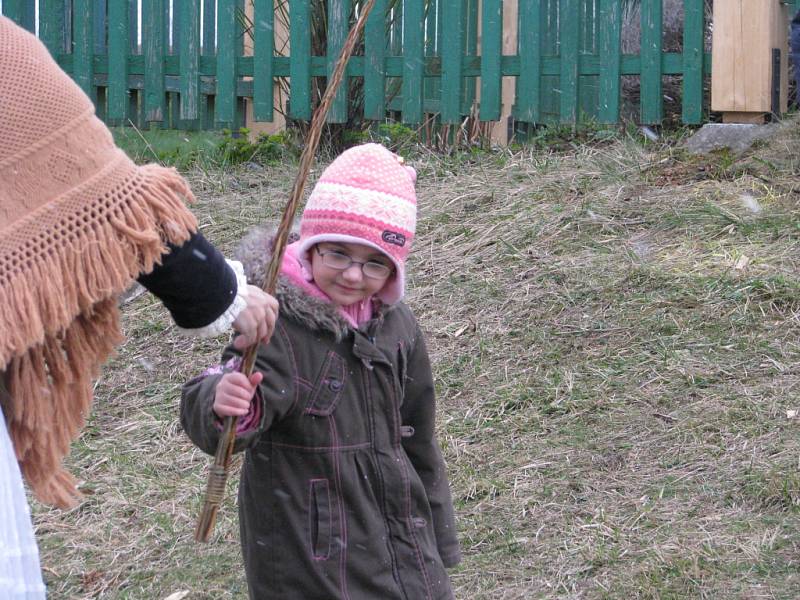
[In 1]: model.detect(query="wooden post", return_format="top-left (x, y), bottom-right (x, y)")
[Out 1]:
top-left (711, 0), bottom-right (790, 123)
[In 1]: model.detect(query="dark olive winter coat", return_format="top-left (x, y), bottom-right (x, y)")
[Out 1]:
top-left (180, 234), bottom-right (461, 600)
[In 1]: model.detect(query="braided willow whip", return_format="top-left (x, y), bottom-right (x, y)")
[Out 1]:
top-left (194, 0), bottom-right (379, 542)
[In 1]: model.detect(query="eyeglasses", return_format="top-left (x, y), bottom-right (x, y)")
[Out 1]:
top-left (316, 247), bottom-right (394, 280)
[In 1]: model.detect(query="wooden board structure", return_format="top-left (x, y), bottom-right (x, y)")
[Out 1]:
top-left (711, 0), bottom-right (790, 123)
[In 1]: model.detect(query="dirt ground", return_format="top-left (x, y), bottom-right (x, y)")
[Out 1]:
top-left (33, 121), bottom-right (800, 599)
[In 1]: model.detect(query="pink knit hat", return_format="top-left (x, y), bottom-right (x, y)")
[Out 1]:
top-left (296, 143), bottom-right (417, 304)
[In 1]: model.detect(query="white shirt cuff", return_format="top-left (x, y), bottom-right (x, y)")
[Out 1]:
top-left (177, 259), bottom-right (249, 338)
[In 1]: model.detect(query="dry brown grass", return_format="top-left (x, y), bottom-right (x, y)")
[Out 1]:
top-left (33, 120), bottom-right (800, 599)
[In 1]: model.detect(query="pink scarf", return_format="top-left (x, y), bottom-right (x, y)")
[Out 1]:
top-left (281, 242), bottom-right (375, 327)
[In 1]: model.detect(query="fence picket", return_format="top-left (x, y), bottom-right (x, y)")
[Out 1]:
top-left (73, 0), bottom-right (95, 102)
top-left (107, 0), bottom-right (130, 123)
top-left (402, 0), bottom-right (425, 123)
top-left (2, 0), bottom-right (35, 30)
top-left (203, 0), bottom-right (216, 55)
top-left (39, 0), bottom-right (65, 56)
top-left (578, 0), bottom-right (598, 118)
top-left (129, 0), bottom-right (142, 127)
top-left (327, 0), bottom-right (350, 123)
top-left (423, 0), bottom-right (439, 115)
top-left (143, 0), bottom-right (166, 124)
top-left (289, 0), bottom-right (312, 119)
top-left (94, 0), bottom-right (106, 53)
top-left (441, 0), bottom-right (464, 123)
top-left (1, 1), bottom-right (22, 25)
top-left (559, 0), bottom-right (579, 123)
top-left (516, 0), bottom-right (541, 123)
top-left (480, 0), bottom-right (502, 121)
top-left (598, 0), bottom-right (621, 123)
top-left (364, 0), bottom-right (387, 119)
top-left (640, 0), bottom-right (663, 124)
top-left (463, 0), bottom-right (479, 114)
top-left (682, 0), bottom-right (703, 124)
top-left (253, 0), bottom-right (275, 121)
top-left (179, 0), bottom-right (201, 120)
top-left (216, 0), bottom-right (237, 127)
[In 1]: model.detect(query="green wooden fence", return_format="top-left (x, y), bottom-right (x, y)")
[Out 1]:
top-left (4, 0), bottom-right (789, 130)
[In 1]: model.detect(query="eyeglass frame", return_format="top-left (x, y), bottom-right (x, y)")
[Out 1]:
top-left (315, 246), bottom-right (395, 280)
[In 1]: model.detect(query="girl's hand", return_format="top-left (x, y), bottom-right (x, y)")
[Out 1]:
top-left (232, 286), bottom-right (279, 350)
top-left (213, 371), bottom-right (264, 418)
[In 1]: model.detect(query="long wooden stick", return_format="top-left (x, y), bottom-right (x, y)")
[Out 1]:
top-left (194, 0), bottom-right (379, 543)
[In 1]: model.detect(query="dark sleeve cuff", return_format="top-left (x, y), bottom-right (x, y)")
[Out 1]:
top-left (137, 231), bottom-right (238, 328)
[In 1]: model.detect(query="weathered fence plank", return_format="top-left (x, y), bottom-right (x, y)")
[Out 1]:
top-left (578, 0), bottom-right (598, 119)
top-left (39, 0), bottom-right (65, 56)
top-left (640, 0), bottom-right (663, 124)
top-left (598, 0), bottom-right (621, 123)
top-left (143, 0), bottom-right (166, 124)
top-left (94, 0), bottom-right (106, 54)
top-left (682, 0), bottom-right (704, 124)
top-left (463, 0), bottom-right (479, 113)
top-left (327, 0), bottom-right (350, 122)
top-left (441, 0), bottom-right (464, 122)
top-left (73, 0), bottom-right (95, 102)
top-left (180, 0), bottom-right (201, 120)
top-left (4, 0), bottom-right (35, 30)
top-left (253, 0), bottom-right (275, 121)
top-left (1, 1), bottom-right (23, 26)
top-left (516, 0), bottom-right (541, 123)
top-left (480, 0), bottom-right (503, 121)
top-left (402, 0), bottom-right (425, 123)
top-left (423, 0), bottom-right (440, 115)
top-left (203, 0), bottom-right (216, 55)
top-left (215, 0), bottom-right (237, 127)
top-left (559, 0), bottom-right (579, 123)
top-left (364, 0), bottom-right (387, 119)
top-left (107, 0), bottom-right (130, 123)
top-left (289, 0), bottom-right (312, 119)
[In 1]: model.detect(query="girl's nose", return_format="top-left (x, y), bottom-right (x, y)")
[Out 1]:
top-left (341, 264), bottom-right (363, 282)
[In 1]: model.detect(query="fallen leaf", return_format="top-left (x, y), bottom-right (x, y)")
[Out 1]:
top-left (163, 592), bottom-right (190, 600)
top-left (787, 410), bottom-right (798, 420)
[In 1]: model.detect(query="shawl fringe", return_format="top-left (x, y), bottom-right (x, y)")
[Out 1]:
top-left (0, 165), bottom-right (197, 508)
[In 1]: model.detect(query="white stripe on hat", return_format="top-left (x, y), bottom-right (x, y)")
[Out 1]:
top-left (306, 182), bottom-right (417, 232)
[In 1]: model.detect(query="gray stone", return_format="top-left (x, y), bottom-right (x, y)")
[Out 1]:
top-left (683, 123), bottom-right (780, 155)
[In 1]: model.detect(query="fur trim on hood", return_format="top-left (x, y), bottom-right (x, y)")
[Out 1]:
top-left (236, 225), bottom-right (359, 341)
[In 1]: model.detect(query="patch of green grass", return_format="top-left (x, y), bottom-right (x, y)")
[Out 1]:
top-left (111, 126), bottom-right (297, 170)
top-left (111, 127), bottom-right (224, 169)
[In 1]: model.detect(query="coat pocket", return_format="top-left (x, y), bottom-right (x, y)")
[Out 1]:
top-left (308, 479), bottom-right (332, 560)
top-left (305, 351), bottom-right (346, 416)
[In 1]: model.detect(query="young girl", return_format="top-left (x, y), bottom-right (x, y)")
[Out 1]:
top-left (181, 143), bottom-right (461, 599)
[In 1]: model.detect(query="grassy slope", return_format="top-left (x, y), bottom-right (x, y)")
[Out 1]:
top-left (34, 123), bottom-right (800, 599)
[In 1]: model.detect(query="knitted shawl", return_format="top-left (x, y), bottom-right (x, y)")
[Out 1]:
top-left (0, 17), bottom-right (198, 508)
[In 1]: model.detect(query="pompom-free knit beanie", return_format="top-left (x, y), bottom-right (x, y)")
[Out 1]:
top-left (295, 143), bottom-right (417, 304)
top-left (0, 17), bottom-right (198, 508)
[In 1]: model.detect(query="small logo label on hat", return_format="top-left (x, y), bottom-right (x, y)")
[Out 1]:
top-left (382, 230), bottom-right (406, 247)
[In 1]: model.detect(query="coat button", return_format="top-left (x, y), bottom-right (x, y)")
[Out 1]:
top-left (329, 379), bottom-right (343, 392)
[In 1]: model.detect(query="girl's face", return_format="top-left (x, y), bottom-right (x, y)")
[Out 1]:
top-left (311, 242), bottom-right (394, 306)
